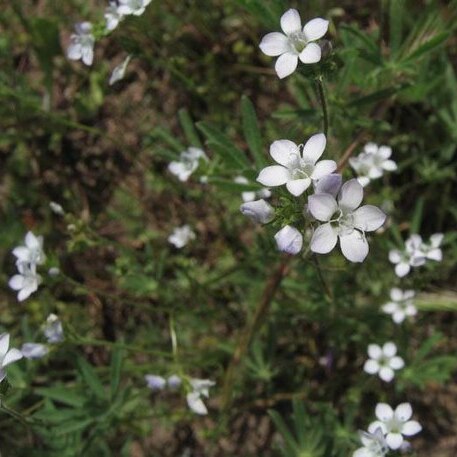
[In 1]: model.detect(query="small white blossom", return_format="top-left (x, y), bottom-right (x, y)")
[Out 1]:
top-left (0, 333), bottom-right (23, 382)
top-left (168, 147), bottom-right (208, 182)
top-left (259, 8), bottom-right (329, 78)
top-left (257, 134), bottom-right (336, 197)
top-left (369, 403), bottom-right (422, 450)
top-left (274, 225), bottom-right (303, 255)
top-left (186, 378), bottom-right (215, 415)
top-left (168, 225), bottom-right (196, 248)
top-left (420, 233), bottom-right (443, 262)
top-left (105, 1), bottom-right (124, 31)
top-left (43, 314), bottom-right (64, 343)
top-left (363, 342), bottom-right (404, 382)
top-left (50, 202), bottom-right (65, 216)
top-left (240, 199), bottom-right (274, 224)
top-left (145, 374), bottom-right (167, 390)
top-left (48, 267), bottom-right (60, 276)
top-left (308, 179), bottom-right (386, 262)
top-left (389, 235), bottom-right (426, 277)
top-left (117, 0), bottom-right (152, 16)
top-left (353, 427), bottom-right (388, 457)
top-left (234, 176), bottom-right (271, 202)
top-left (67, 22), bottom-right (95, 66)
top-left (349, 143), bottom-right (397, 187)
top-left (382, 288), bottom-right (417, 324)
top-left (21, 343), bottom-right (49, 360)
top-left (109, 55), bottom-right (131, 85)
top-left (167, 375), bottom-right (182, 389)
top-left (8, 263), bottom-right (41, 302)
top-left (12, 231), bottom-right (46, 267)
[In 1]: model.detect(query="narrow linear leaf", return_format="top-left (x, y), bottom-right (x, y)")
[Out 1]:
top-left (76, 356), bottom-right (106, 400)
top-left (110, 347), bottom-right (124, 399)
top-left (178, 108), bottom-right (203, 148)
top-left (402, 31), bottom-right (450, 63)
top-left (34, 387), bottom-right (85, 408)
top-left (241, 95), bottom-right (264, 167)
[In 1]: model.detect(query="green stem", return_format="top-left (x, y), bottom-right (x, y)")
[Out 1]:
top-left (316, 75), bottom-right (329, 136)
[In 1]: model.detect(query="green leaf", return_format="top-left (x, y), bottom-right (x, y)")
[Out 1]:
top-left (410, 197), bottom-right (424, 233)
top-left (110, 347), bottom-right (124, 399)
top-left (55, 418), bottom-right (93, 436)
top-left (76, 356), bottom-right (106, 400)
top-left (348, 84), bottom-right (409, 108)
top-left (34, 387), bottom-right (85, 408)
top-left (268, 410), bottom-right (300, 455)
top-left (152, 126), bottom-right (185, 153)
top-left (389, 0), bottom-right (405, 55)
top-left (402, 31), bottom-right (450, 63)
top-left (241, 95), bottom-right (264, 167)
top-left (178, 108), bottom-right (202, 148)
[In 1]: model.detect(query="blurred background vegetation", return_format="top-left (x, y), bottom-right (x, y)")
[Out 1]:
top-left (0, 0), bottom-right (457, 455)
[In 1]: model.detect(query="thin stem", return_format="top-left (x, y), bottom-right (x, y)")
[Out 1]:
top-left (169, 314), bottom-right (178, 361)
top-left (312, 254), bottom-right (333, 303)
top-left (316, 75), bottom-right (329, 136)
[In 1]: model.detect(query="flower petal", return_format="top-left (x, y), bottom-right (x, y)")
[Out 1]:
top-left (367, 344), bottom-right (382, 359)
top-left (314, 173), bottom-right (342, 197)
top-left (275, 52), bottom-right (299, 79)
top-left (392, 310), bottom-right (406, 324)
top-left (379, 366), bottom-right (394, 382)
top-left (382, 342), bottom-right (397, 357)
top-left (2, 348), bottom-right (23, 367)
top-left (339, 231), bottom-right (369, 263)
top-left (186, 392), bottom-right (208, 415)
top-left (395, 263), bottom-right (410, 277)
top-left (303, 18), bottom-right (329, 41)
top-left (375, 403), bottom-right (394, 421)
top-left (310, 223), bottom-right (338, 254)
top-left (363, 359), bottom-right (379, 374)
top-left (402, 420), bottom-right (422, 436)
top-left (390, 288), bottom-right (403, 301)
top-left (270, 139), bottom-right (300, 166)
top-left (386, 433), bottom-right (403, 450)
top-left (390, 356), bottom-right (405, 370)
top-left (286, 178), bottom-right (311, 196)
top-left (12, 247), bottom-right (30, 262)
top-left (259, 32), bottom-right (289, 56)
top-left (240, 199), bottom-right (274, 224)
top-left (368, 421), bottom-right (387, 434)
top-left (388, 250), bottom-right (401, 264)
top-left (274, 225), bottom-right (303, 255)
top-left (301, 133), bottom-right (327, 164)
top-left (299, 42), bottom-right (322, 63)
top-left (311, 160), bottom-right (336, 180)
top-left (353, 205), bottom-right (386, 232)
top-left (382, 159), bottom-right (397, 171)
top-left (8, 275), bottom-right (24, 291)
top-left (0, 334), bottom-right (10, 359)
top-left (257, 165), bottom-right (290, 186)
top-left (338, 179), bottom-right (363, 211)
top-left (395, 403), bottom-right (412, 422)
top-left (280, 9), bottom-right (301, 35)
top-left (308, 193), bottom-right (338, 221)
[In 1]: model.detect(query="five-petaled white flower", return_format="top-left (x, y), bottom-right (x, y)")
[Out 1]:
top-left (259, 8), bottom-right (329, 79)
top-left (389, 235), bottom-right (426, 277)
top-left (8, 263), bottom-right (42, 302)
top-left (105, 1), bottom-right (124, 31)
top-left (363, 342), bottom-right (404, 382)
top-left (240, 199), bottom-right (274, 224)
top-left (109, 55), bottom-right (132, 85)
top-left (349, 143), bottom-right (397, 187)
top-left (145, 374), bottom-right (167, 391)
top-left (168, 147), bottom-right (208, 182)
top-left (168, 225), bottom-right (196, 248)
top-left (382, 288), bottom-right (417, 324)
top-left (67, 22), bottom-right (95, 66)
top-left (419, 233), bottom-right (443, 262)
top-left (12, 231), bottom-right (46, 267)
top-left (308, 179), bottom-right (386, 262)
top-left (0, 333), bottom-right (23, 382)
top-left (234, 176), bottom-right (271, 202)
top-left (117, 0), bottom-right (152, 16)
top-left (368, 403), bottom-right (422, 450)
top-left (353, 427), bottom-right (388, 457)
top-left (21, 343), bottom-right (49, 360)
top-left (274, 225), bottom-right (303, 255)
top-left (186, 378), bottom-right (215, 415)
top-left (43, 314), bottom-right (64, 343)
top-left (257, 134), bottom-right (336, 197)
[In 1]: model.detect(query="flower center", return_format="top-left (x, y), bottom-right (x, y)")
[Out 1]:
top-left (288, 31), bottom-right (308, 53)
top-left (291, 160), bottom-right (314, 180)
top-left (330, 210), bottom-right (356, 236)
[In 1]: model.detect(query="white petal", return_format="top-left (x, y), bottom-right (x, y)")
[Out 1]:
top-left (257, 165), bottom-right (290, 186)
top-left (367, 344), bottom-right (382, 359)
top-left (0, 369), bottom-right (6, 383)
top-left (259, 32), bottom-right (289, 56)
top-left (388, 250), bottom-right (401, 264)
top-left (390, 356), bottom-right (405, 370)
top-left (302, 133), bottom-right (327, 164)
top-left (357, 176), bottom-right (371, 187)
top-left (382, 302), bottom-right (397, 313)
top-left (2, 348), bottom-right (23, 367)
top-left (395, 263), bottom-right (410, 278)
top-left (368, 421), bottom-right (387, 434)
top-left (430, 233), bottom-right (444, 247)
top-left (353, 205), bottom-right (386, 232)
top-left (392, 310), bottom-right (406, 324)
top-left (240, 199), bottom-right (274, 224)
top-left (286, 178), bottom-right (311, 196)
top-left (274, 225), bottom-right (303, 255)
top-left (375, 403), bottom-right (394, 421)
top-left (21, 343), bottom-right (49, 359)
top-left (314, 173), bottom-right (342, 197)
top-left (405, 305), bottom-right (417, 316)
top-left (299, 42), bottom-right (322, 63)
top-left (402, 420), bottom-right (422, 436)
top-left (363, 359), bottom-right (379, 374)
top-left (386, 433), bottom-right (403, 450)
top-left (8, 275), bottom-right (24, 291)
top-left (379, 366), bottom-right (394, 382)
top-left (311, 160), bottom-right (336, 180)
top-left (0, 334), bottom-right (10, 358)
top-left (382, 159), bottom-right (397, 171)
top-left (67, 43), bottom-right (82, 60)
top-left (378, 146), bottom-right (392, 159)
top-left (12, 247), bottom-right (30, 262)
top-left (275, 52), bottom-right (299, 79)
top-left (395, 403), bottom-right (412, 421)
top-left (390, 288), bottom-right (403, 301)
top-left (303, 18), bottom-right (329, 41)
top-left (382, 342), bottom-right (397, 357)
top-left (339, 231), bottom-right (369, 263)
top-left (25, 232), bottom-right (40, 249)
top-left (338, 179), bottom-right (363, 211)
top-left (427, 248), bottom-right (442, 261)
top-left (308, 194), bottom-right (338, 221)
top-left (310, 223), bottom-right (338, 254)
top-left (280, 9), bottom-right (301, 35)
top-left (353, 448), bottom-right (371, 457)
top-left (186, 392), bottom-right (208, 415)
top-left (270, 139), bottom-right (299, 166)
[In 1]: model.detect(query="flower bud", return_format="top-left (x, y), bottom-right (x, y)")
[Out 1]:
top-left (240, 199), bottom-right (274, 224)
top-left (274, 225), bottom-right (303, 255)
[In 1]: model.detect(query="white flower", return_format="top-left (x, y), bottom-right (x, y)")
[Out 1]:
top-left (67, 22), bottom-right (95, 66)
top-left (382, 288), bottom-right (417, 324)
top-left (349, 143), bottom-right (397, 187)
top-left (43, 314), bottom-right (64, 343)
top-left (167, 374), bottom-right (182, 389)
top-left (389, 235), bottom-right (426, 277)
top-left (8, 263), bottom-right (41, 301)
top-left (105, 1), bottom-right (124, 31)
top-left (145, 374), bottom-right (167, 390)
top-left (21, 343), bottom-right (49, 360)
top-left (353, 427), bottom-right (388, 457)
top-left (12, 231), bottom-right (46, 267)
top-left (0, 333), bottom-right (23, 382)
top-left (274, 225), bottom-right (303, 255)
top-left (186, 378), bottom-right (215, 415)
top-left (50, 202), bottom-right (65, 215)
top-left (168, 147), bottom-right (207, 182)
top-left (168, 225), bottom-right (196, 248)
top-left (257, 135), bottom-right (336, 197)
top-left (240, 199), bottom-right (274, 224)
top-left (259, 8), bottom-right (329, 78)
top-left (368, 403), bottom-right (422, 450)
top-left (109, 55), bottom-right (131, 85)
top-left (421, 233), bottom-right (443, 261)
top-left (234, 176), bottom-right (271, 202)
top-left (363, 342), bottom-right (404, 382)
top-left (308, 179), bottom-right (386, 262)
top-left (117, 0), bottom-right (152, 16)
